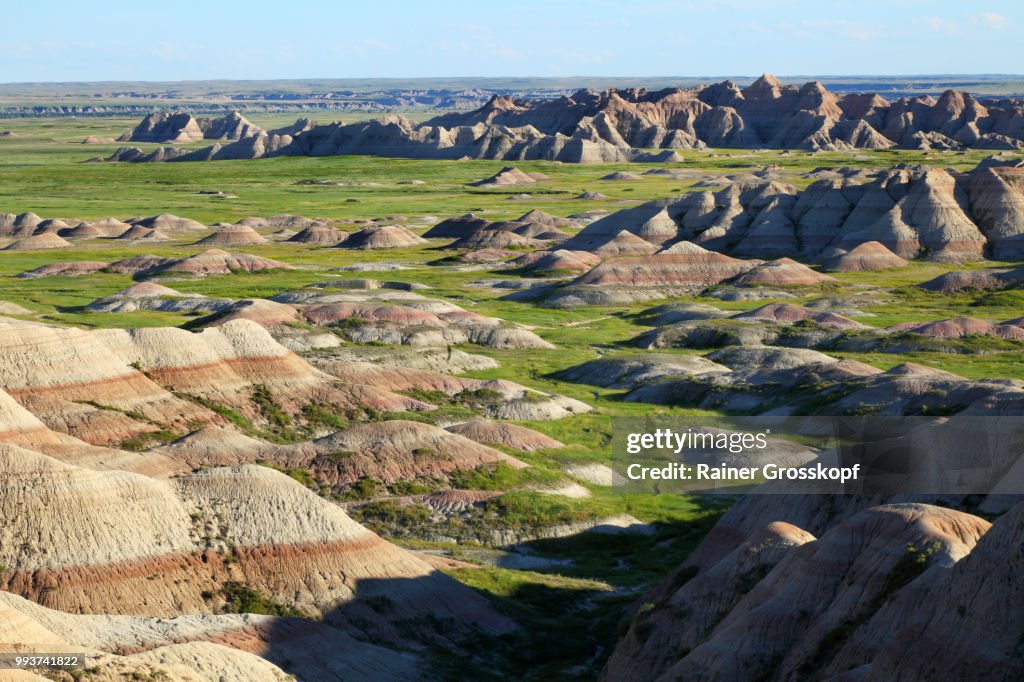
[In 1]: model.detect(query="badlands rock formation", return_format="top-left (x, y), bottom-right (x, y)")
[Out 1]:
top-left (887, 316), bottom-right (1024, 340)
top-left (556, 163), bottom-right (1011, 262)
top-left (821, 240), bottom-right (910, 271)
top-left (131, 213), bottom-right (207, 233)
top-left (287, 224), bottom-right (349, 245)
top-left (306, 420), bottom-right (527, 485)
top-left (0, 301), bottom-right (31, 315)
top-left (18, 260), bottom-right (109, 278)
top-left (87, 283), bottom-right (234, 315)
top-left (118, 111), bottom-right (262, 143)
top-left (472, 166), bottom-right (548, 187)
top-left (575, 250), bottom-right (755, 288)
top-left (517, 246), bottom-right (766, 307)
top-left (32, 218), bottom-right (71, 234)
top-left (0, 211), bottom-right (43, 236)
top-left (267, 285), bottom-right (555, 351)
top-left (0, 447), bottom-right (507, 635)
top-left (445, 420), bottom-right (564, 451)
top-left (0, 591), bottom-right (417, 681)
top-left (0, 317), bottom-right (426, 445)
top-left (423, 214), bottom-right (493, 238)
top-left (3, 233), bottom-right (70, 250)
top-left (118, 225), bottom-right (169, 240)
top-left (59, 222), bottom-right (106, 239)
top-left (0, 309), bottom-right (570, 675)
top-left (194, 224), bottom-right (269, 246)
top-left (107, 76), bottom-right (1024, 163)
top-left (447, 230), bottom-right (544, 250)
top-left (568, 338), bottom-right (1024, 415)
top-left (919, 265), bottom-right (1024, 292)
top-left (425, 210), bottom-right (575, 245)
top-left (339, 225), bottom-right (427, 249)
top-left (109, 249), bottom-right (292, 277)
top-left (630, 300), bottom-right (1024, 357)
top-left (510, 249), bottom-right (602, 274)
top-left (734, 302), bottom-right (866, 329)
top-left (555, 354), bottom-right (727, 389)
top-left (602, 502), bottom-right (1004, 682)
top-left (733, 257), bottom-right (837, 285)
top-left (310, 353), bottom-right (588, 421)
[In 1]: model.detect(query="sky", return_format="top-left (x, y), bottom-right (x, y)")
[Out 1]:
top-left (2, 0), bottom-right (1023, 82)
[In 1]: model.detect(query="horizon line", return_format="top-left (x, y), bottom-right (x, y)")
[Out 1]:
top-left (4, 73), bottom-right (1024, 87)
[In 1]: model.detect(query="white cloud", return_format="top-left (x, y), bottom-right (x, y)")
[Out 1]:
top-left (921, 16), bottom-right (958, 33)
top-left (922, 12), bottom-right (1008, 35)
top-left (973, 12), bottom-right (1007, 30)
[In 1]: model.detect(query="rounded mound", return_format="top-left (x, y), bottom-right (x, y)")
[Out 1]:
top-left (599, 171), bottom-right (643, 181)
top-left (735, 302), bottom-right (866, 329)
top-left (3, 233), bottom-right (71, 251)
top-left (821, 241), bottom-right (909, 272)
top-left (450, 229), bottom-right (542, 250)
top-left (133, 213), bottom-right (207, 233)
top-left (510, 249), bottom-right (602, 273)
top-left (446, 420), bottom-right (564, 451)
top-left (287, 224), bottom-right (348, 245)
top-left (60, 222), bottom-right (106, 239)
top-left (194, 224), bottom-right (268, 246)
top-left (339, 225), bottom-right (427, 249)
top-left (118, 225), bottom-right (169, 240)
top-left (733, 258), bottom-right (837, 286)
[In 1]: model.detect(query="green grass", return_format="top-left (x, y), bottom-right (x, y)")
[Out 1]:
top-left (439, 566), bottom-right (623, 680)
top-left (435, 495), bottom-right (723, 679)
top-left (449, 461), bottom-right (565, 491)
top-left (0, 115), bottom-right (1005, 222)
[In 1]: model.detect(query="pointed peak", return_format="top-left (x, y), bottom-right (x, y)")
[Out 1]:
top-left (799, 80), bottom-right (828, 94)
top-left (483, 94), bottom-right (519, 110)
top-left (743, 73), bottom-right (784, 98)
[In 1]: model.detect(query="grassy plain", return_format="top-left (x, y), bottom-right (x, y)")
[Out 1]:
top-left (0, 115), bottom-right (1000, 221)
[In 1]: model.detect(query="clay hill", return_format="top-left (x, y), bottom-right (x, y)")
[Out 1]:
top-left (425, 210), bottom-right (575, 246)
top-left (2, 233), bottom-right (70, 250)
top-left (0, 446), bottom-right (508, 677)
top-left (111, 249), bottom-right (292, 277)
top-left (264, 284), bottom-right (560, 354)
top-left (601, 498), bottom-right (1024, 682)
top-left (0, 589), bottom-right (421, 680)
top-left (19, 250), bottom-right (289, 281)
top-left (507, 243), bottom-right (836, 307)
top-left (0, 307), bottom-right (552, 676)
top-left (194, 224), bottom-right (268, 246)
top-left (287, 224), bottom-right (349, 245)
top-left (108, 76), bottom-right (1024, 163)
top-left (0, 316), bottom-right (432, 446)
top-left (339, 225), bottom-right (427, 249)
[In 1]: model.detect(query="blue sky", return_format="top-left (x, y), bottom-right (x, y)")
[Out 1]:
top-left (3, 0), bottom-right (1022, 82)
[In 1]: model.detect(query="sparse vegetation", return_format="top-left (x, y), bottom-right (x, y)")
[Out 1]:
top-left (216, 581), bottom-right (305, 617)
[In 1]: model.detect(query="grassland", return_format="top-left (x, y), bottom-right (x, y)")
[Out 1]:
top-left (0, 115), bottom-right (1001, 222)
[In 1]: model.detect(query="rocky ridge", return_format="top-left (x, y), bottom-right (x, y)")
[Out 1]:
top-left (106, 76), bottom-right (1024, 164)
